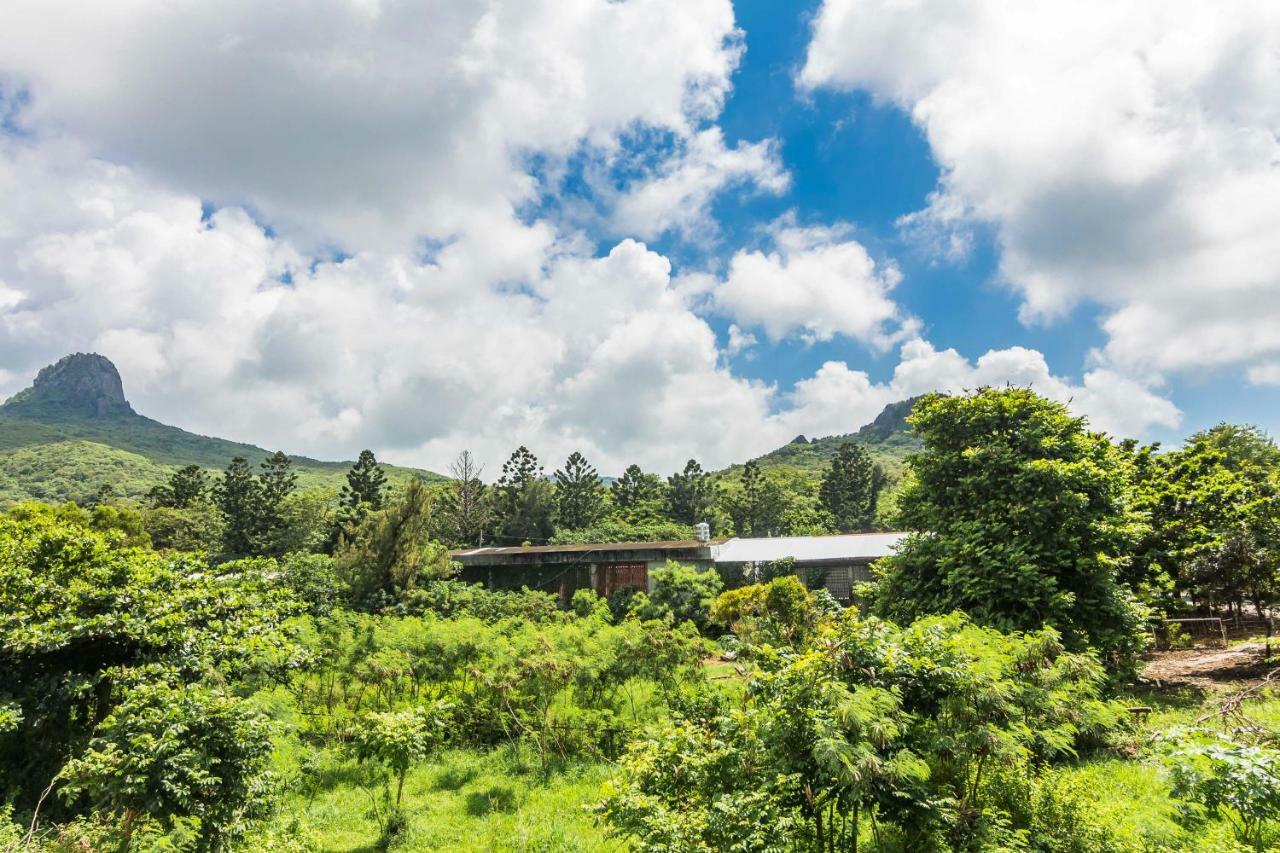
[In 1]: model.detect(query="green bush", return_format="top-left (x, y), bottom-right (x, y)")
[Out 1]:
top-left (629, 561), bottom-right (722, 633)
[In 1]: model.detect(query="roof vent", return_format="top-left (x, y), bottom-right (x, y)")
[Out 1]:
top-left (695, 522), bottom-right (711, 543)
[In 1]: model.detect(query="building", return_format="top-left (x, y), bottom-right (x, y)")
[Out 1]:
top-left (450, 531), bottom-right (906, 603)
top-left (712, 532), bottom-right (905, 601)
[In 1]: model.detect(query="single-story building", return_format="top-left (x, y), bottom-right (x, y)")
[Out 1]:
top-left (450, 531), bottom-right (906, 603)
top-left (712, 532), bottom-right (905, 601)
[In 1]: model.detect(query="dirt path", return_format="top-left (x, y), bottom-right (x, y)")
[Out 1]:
top-left (1141, 642), bottom-right (1273, 690)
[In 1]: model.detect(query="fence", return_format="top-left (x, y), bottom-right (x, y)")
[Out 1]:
top-left (1154, 617), bottom-right (1228, 650)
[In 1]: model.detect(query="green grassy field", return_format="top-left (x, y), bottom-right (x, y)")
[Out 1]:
top-left (241, 654), bottom-right (1280, 852)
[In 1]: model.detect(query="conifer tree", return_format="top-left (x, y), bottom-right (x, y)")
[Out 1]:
top-left (215, 456), bottom-right (263, 556)
top-left (554, 451), bottom-right (606, 530)
top-left (148, 464), bottom-right (208, 509)
top-left (340, 449), bottom-right (388, 514)
top-left (612, 464), bottom-right (664, 510)
top-left (667, 459), bottom-right (715, 525)
top-left (492, 446), bottom-right (556, 545)
top-left (819, 441), bottom-right (886, 532)
top-left (257, 451), bottom-right (298, 553)
top-left (329, 450), bottom-right (388, 549)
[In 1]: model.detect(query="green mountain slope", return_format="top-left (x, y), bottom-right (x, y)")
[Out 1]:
top-left (0, 353), bottom-right (444, 506)
top-left (715, 396), bottom-right (922, 484)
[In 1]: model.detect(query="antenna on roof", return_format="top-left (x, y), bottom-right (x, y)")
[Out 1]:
top-left (695, 522), bottom-right (710, 543)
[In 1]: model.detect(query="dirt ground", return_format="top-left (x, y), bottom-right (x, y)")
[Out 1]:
top-left (1140, 642), bottom-right (1276, 690)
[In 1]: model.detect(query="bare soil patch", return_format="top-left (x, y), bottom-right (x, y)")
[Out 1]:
top-left (1140, 642), bottom-right (1274, 690)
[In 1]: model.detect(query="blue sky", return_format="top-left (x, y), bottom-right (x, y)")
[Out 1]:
top-left (0, 0), bottom-right (1277, 472)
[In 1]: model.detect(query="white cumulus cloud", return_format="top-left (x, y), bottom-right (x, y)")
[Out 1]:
top-left (803, 0), bottom-right (1280, 380)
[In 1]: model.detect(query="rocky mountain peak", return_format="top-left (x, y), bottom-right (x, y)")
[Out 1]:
top-left (2, 353), bottom-right (136, 419)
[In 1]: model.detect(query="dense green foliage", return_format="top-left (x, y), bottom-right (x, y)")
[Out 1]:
top-left (873, 388), bottom-right (1148, 664)
top-left (5, 381), bottom-right (1280, 851)
top-left (603, 608), bottom-right (1127, 852)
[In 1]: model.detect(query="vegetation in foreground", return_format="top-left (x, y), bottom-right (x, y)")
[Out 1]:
top-left (3, 386), bottom-right (1280, 851)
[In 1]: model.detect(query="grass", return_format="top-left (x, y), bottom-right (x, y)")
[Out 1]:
top-left (257, 743), bottom-right (622, 852)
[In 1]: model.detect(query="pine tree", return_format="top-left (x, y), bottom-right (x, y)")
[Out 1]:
top-left (554, 451), bottom-right (606, 530)
top-left (819, 442), bottom-right (886, 532)
top-left (667, 459), bottom-right (715, 525)
top-left (725, 460), bottom-right (789, 537)
top-left (330, 450), bottom-right (388, 550)
top-left (612, 464), bottom-right (664, 509)
top-left (259, 452), bottom-right (297, 510)
top-left (493, 446), bottom-right (556, 545)
top-left (149, 465), bottom-right (208, 509)
top-left (257, 451), bottom-right (297, 554)
top-left (341, 450), bottom-right (388, 514)
top-left (215, 456), bottom-right (263, 556)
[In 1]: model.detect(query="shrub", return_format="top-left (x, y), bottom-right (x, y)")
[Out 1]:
top-left (625, 561), bottom-right (722, 633)
top-left (1161, 728), bottom-right (1280, 849)
top-left (709, 575), bottom-right (820, 647)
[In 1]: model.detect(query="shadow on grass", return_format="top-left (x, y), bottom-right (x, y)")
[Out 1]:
top-left (1118, 682), bottom-right (1208, 712)
top-left (464, 784), bottom-right (520, 816)
top-left (434, 763), bottom-right (480, 791)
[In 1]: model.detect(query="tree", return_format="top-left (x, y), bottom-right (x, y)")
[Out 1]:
top-left (722, 460), bottom-right (790, 537)
top-left (341, 449), bottom-right (388, 516)
top-left (0, 512), bottom-right (294, 820)
top-left (57, 676), bottom-right (275, 850)
top-left (257, 451), bottom-right (297, 553)
top-left (612, 464), bottom-right (665, 516)
top-left (214, 457), bottom-right (263, 557)
top-left (555, 451), bottom-right (606, 530)
top-left (148, 464), bottom-right (208, 509)
top-left (1139, 424), bottom-right (1280, 616)
top-left (492, 446), bottom-right (556, 545)
top-left (667, 459), bottom-right (716, 526)
top-left (631, 561), bottom-right (723, 634)
top-left (335, 480), bottom-right (454, 608)
top-left (350, 703), bottom-right (451, 808)
top-left (871, 388), bottom-right (1147, 664)
top-left (818, 441), bottom-right (886, 532)
top-left (438, 450), bottom-right (491, 547)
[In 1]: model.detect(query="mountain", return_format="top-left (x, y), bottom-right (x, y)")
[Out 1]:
top-left (716, 396), bottom-right (923, 483)
top-left (0, 353), bottom-right (444, 506)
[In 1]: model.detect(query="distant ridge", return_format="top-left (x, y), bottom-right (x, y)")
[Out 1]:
top-left (716, 395), bottom-right (924, 481)
top-left (0, 353), bottom-right (444, 505)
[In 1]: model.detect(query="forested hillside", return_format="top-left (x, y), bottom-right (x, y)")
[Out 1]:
top-left (0, 354), bottom-right (444, 505)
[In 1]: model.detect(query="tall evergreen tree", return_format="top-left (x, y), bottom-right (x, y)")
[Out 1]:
top-left (148, 464), bottom-right (208, 509)
top-left (329, 450), bottom-right (388, 550)
top-left (257, 451), bottom-right (298, 554)
top-left (724, 460), bottom-right (789, 537)
top-left (819, 442), bottom-right (887, 532)
top-left (667, 459), bottom-right (715, 525)
top-left (492, 446), bottom-right (556, 545)
top-left (214, 456), bottom-right (263, 556)
top-left (340, 449), bottom-right (388, 514)
top-left (336, 479), bottom-right (451, 608)
top-left (554, 451), bottom-right (606, 530)
top-left (612, 464), bottom-right (664, 510)
top-left (259, 451), bottom-right (297, 510)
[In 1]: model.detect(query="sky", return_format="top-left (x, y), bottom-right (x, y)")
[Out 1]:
top-left (0, 0), bottom-right (1277, 476)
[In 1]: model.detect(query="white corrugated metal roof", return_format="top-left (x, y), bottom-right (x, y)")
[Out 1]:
top-left (711, 532), bottom-right (906, 564)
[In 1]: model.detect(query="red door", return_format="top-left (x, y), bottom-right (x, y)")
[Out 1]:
top-left (596, 561), bottom-right (648, 597)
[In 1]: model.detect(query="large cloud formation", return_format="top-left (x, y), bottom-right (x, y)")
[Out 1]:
top-left (0, 1), bottom-right (1183, 475)
top-left (803, 0), bottom-right (1280, 382)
